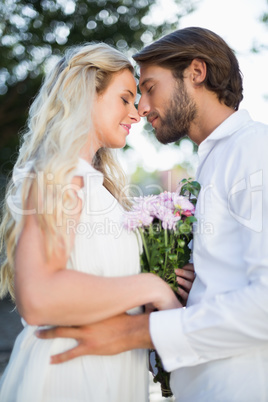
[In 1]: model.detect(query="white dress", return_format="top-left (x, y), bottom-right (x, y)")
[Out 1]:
top-left (0, 158), bottom-right (149, 402)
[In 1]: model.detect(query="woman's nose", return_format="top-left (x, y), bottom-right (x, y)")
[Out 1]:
top-left (129, 106), bottom-right (141, 123)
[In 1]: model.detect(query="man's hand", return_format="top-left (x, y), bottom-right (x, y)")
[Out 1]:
top-left (175, 263), bottom-right (195, 305)
top-left (36, 313), bottom-right (153, 364)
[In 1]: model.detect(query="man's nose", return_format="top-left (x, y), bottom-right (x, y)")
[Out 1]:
top-left (138, 97), bottom-right (150, 117)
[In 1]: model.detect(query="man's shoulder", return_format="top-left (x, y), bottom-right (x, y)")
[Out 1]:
top-left (219, 119), bottom-right (268, 176)
top-left (228, 118), bottom-right (268, 148)
top-left (212, 117), bottom-right (268, 169)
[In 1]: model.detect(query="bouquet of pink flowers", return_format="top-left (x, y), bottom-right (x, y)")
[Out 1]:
top-left (124, 178), bottom-right (200, 397)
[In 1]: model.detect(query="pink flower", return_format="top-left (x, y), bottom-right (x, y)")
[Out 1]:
top-left (173, 195), bottom-right (195, 214)
top-left (182, 210), bottom-right (194, 217)
top-left (124, 188), bottom-right (196, 231)
top-left (124, 210), bottom-right (153, 231)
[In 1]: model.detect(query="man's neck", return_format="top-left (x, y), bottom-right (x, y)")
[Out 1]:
top-left (189, 97), bottom-right (235, 146)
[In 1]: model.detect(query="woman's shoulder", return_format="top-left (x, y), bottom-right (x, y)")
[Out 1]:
top-left (73, 158), bottom-right (104, 200)
top-left (74, 158), bottom-right (103, 184)
top-left (6, 161), bottom-right (35, 223)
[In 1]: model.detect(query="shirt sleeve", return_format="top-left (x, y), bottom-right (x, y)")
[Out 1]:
top-left (150, 124), bottom-right (268, 372)
top-left (151, 274), bottom-right (268, 372)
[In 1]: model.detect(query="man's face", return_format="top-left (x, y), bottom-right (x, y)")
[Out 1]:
top-left (138, 65), bottom-right (197, 144)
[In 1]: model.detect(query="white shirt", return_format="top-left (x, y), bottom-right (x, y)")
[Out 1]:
top-left (150, 110), bottom-right (268, 401)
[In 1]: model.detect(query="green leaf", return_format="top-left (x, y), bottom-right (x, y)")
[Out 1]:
top-left (177, 239), bottom-right (185, 248)
top-left (185, 216), bottom-right (197, 224)
top-left (168, 254), bottom-right (177, 261)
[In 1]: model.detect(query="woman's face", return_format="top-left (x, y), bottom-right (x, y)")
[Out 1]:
top-left (92, 69), bottom-right (140, 150)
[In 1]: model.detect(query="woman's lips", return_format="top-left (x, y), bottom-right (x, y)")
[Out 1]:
top-left (120, 124), bottom-right (131, 134)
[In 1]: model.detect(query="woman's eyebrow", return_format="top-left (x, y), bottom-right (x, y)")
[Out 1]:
top-left (123, 89), bottom-right (135, 98)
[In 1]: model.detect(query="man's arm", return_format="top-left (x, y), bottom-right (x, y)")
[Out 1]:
top-left (36, 313), bottom-right (154, 364)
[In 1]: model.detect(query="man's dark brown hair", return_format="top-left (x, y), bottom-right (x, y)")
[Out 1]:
top-left (133, 27), bottom-right (243, 110)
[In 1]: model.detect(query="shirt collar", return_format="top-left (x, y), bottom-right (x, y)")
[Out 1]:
top-left (197, 109), bottom-right (252, 166)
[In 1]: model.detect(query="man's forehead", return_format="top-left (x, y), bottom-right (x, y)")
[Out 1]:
top-left (139, 65), bottom-right (173, 87)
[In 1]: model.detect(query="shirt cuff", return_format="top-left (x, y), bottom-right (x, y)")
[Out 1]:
top-left (149, 308), bottom-right (200, 372)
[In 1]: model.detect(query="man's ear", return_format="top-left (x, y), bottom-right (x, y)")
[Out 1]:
top-left (189, 58), bottom-right (207, 85)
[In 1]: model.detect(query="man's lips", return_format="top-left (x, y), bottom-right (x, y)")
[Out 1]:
top-left (120, 124), bottom-right (131, 134)
top-left (148, 116), bottom-right (158, 128)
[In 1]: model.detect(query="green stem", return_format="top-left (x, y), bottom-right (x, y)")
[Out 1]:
top-left (139, 228), bottom-right (151, 269)
top-left (163, 229), bottom-right (168, 277)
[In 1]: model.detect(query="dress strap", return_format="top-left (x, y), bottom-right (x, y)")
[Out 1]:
top-left (7, 161), bottom-right (34, 223)
top-left (74, 158), bottom-right (104, 193)
top-left (7, 159), bottom-right (104, 222)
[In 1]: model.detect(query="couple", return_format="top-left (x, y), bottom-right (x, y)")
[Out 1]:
top-left (1, 26), bottom-right (268, 402)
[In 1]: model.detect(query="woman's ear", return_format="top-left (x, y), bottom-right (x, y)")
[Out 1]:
top-left (189, 58), bottom-right (207, 85)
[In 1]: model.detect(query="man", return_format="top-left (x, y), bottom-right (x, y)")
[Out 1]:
top-left (38, 27), bottom-right (268, 401)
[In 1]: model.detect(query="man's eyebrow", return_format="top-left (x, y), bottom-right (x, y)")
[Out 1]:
top-left (139, 78), bottom-right (153, 88)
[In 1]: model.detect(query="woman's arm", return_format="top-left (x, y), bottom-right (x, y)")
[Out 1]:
top-left (15, 177), bottom-right (181, 327)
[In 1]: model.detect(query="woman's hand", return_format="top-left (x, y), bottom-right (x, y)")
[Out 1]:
top-left (175, 263), bottom-right (195, 306)
top-left (147, 275), bottom-right (183, 312)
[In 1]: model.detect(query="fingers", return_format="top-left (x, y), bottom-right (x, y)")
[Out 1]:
top-left (176, 287), bottom-right (188, 304)
top-left (176, 275), bottom-right (193, 292)
top-left (176, 263), bottom-right (195, 274)
top-left (175, 264), bottom-right (195, 305)
top-left (50, 344), bottom-right (86, 364)
top-left (35, 326), bottom-right (80, 340)
top-left (182, 263), bottom-right (195, 272)
top-left (35, 326), bottom-right (88, 364)
top-left (175, 264), bottom-right (195, 282)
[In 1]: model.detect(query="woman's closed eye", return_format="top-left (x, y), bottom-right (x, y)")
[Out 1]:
top-left (121, 97), bottom-right (129, 105)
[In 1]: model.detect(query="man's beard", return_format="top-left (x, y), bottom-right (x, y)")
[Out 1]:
top-left (154, 81), bottom-right (197, 145)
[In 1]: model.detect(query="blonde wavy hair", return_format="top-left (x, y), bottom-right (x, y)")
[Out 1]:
top-left (0, 42), bottom-right (134, 301)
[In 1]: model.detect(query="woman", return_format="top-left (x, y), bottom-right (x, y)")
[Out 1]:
top-left (0, 43), bottom-right (182, 401)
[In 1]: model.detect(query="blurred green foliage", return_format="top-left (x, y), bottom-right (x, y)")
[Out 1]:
top-left (0, 0), bottom-right (196, 175)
